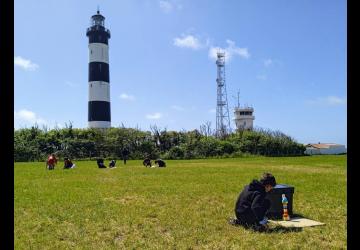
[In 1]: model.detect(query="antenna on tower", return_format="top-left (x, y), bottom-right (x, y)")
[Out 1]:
top-left (232, 90), bottom-right (240, 109)
top-left (97, 5), bottom-right (100, 14)
top-left (235, 90), bottom-right (240, 108)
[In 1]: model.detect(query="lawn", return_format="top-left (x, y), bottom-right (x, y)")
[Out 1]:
top-left (14, 155), bottom-right (347, 249)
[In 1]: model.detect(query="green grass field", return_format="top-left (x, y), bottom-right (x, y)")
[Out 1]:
top-left (15, 155), bottom-right (347, 249)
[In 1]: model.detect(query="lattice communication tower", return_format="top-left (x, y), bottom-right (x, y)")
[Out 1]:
top-left (215, 52), bottom-right (231, 138)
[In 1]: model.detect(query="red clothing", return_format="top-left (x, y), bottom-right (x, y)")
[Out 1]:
top-left (47, 155), bottom-right (57, 165)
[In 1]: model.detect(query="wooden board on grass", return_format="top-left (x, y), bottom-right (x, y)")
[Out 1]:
top-left (268, 217), bottom-right (325, 228)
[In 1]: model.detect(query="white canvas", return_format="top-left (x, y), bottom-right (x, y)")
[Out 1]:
top-left (268, 217), bottom-right (325, 228)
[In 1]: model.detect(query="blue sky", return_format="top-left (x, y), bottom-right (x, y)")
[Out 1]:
top-left (14, 0), bottom-right (347, 145)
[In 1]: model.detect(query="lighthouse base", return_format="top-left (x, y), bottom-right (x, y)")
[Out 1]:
top-left (88, 121), bottom-right (111, 128)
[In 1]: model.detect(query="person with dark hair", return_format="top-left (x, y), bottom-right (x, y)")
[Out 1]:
top-left (155, 159), bottom-right (166, 167)
top-left (109, 160), bottom-right (116, 168)
top-left (143, 158), bottom-right (152, 167)
top-left (97, 158), bottom-right (106, 168)
top-left (63, 157), bottom-right (75, 169)
top-left (231, 173), bottom-right (277, 231)
top-left (46, 153), bottom-right (58, 170)
top-left (122, 147), bottom-right (129, 165)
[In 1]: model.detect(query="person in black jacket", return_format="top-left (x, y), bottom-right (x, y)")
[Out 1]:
top-left (232, 172), bottom-right (276, 231)
top-left (97, 158), bottom-right (106, 168)
top-left (109, 160), bottom-right (116, 168)
top-left (122, 148), bottom-right (129, 165)
top-left (143, 158), bottom-right (152, 167)
top-left (155, 159), bottom-right (166, 167)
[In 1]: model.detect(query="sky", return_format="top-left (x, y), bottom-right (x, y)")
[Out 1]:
top-left (14, 0), bottom-right (347, 145)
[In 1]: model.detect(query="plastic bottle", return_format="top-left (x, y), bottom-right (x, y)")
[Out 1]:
top-left (282, 194), bottom-right (290, 221)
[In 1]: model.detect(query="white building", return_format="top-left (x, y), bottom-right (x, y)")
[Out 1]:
top-left (233, 106), bottom-right (255, 130)
top-left (305, 143), bottom-right (347, 155)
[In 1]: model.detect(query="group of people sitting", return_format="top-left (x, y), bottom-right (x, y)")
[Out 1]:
top-left (46, 154), bottom-right (75, 170)
top-left (46, 153), bottom-right (166, 170)
top-left (97, 158), bottom-right (116, 168)
top-left (142, 158), bottom-right (166, 168)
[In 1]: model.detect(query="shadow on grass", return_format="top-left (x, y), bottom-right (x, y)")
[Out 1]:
top-left (228, 217), bottom-right (303, 234)
top-left (264, 225), bottom-right (302, 233)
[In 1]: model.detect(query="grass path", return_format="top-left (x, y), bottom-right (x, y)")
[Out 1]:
top-left (15, 155), bottom-right (346, 249)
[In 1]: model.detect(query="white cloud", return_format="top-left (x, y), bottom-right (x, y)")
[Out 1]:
top-left (208, 40), bottom-right (250, 62)
top-left (322, 96), bottom-right (347, 105)
top-left (306, 96), bottom-right (347, 106)
top-left (146, 112), bottom-right (163, 120)
top-left (174, 35), bottom-right (202, 50)
top-left (14, 109), bottom-right (47, 126)
top-left (263, 58), bottom-right (282, 67)
top-left (208, 108), bottom-right (216, 113)
top-left (119, 93), bottom-right (135, 101)
top-left (264, 59), bottom-right (273, 67)
top-left (159, 0), bottom-right (173, 13)
top-left (256, 75), bottom-right (267, 80)
top-left (65, 81), bottom-right (77, 87)
top-left (171, 105), bottom-right (184, 111)
top-left (14, 56), bottom-right (39, 71)
top-left (159, 0), bottom-right (182, 13)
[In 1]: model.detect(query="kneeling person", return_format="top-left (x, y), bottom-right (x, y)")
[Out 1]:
top-left (143, 158), bottom-right (152, 167)
top-left (233, 172), bottom-right (276, 231)
top-left (97, 158), bottom-right (106, 168)
top-left (109, 160), bottom-right (116, 168)
top-left (155, 159), bottom-right (166, 167)
top-left (63, 157), bottom-right (75, 169)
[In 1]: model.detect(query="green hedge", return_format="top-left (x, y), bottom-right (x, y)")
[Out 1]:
top-left (14, 125), bottom-right (305, 162)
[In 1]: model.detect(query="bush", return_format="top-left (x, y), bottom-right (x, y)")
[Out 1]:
top-left (14, 125), bottom-right (305, 161)
top-left (164, 146), bottom-right (185, 159)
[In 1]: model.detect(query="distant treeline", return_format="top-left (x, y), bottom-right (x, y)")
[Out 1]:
top-left (14, 123), bottom-right (306, 162)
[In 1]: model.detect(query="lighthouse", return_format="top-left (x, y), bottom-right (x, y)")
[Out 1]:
top-left (86, 10), bottom-right (111, 128)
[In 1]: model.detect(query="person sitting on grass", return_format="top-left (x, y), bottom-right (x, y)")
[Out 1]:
top-left (230, 172), bottom-right (276, 232)
top-left (109, 160), bottom-right (116, 168)
top-left (46, 153), bottom-right (58, 170)
top-left (97, 158), bottom-right (106, 168)
top-left (143, 158), bottom-right (152, 167)
top-left (63, 157), bottom-right (75, 169)
top-left (155, 159), bottom-right (166, 167)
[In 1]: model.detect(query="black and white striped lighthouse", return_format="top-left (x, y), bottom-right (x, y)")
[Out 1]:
top-left (86, 10), bottom-right (111, 128)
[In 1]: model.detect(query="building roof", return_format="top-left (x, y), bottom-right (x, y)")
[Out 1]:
top-left (306, 143), bottom-right (343, 149)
